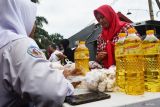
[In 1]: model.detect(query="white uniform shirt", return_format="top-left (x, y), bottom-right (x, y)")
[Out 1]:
top-left (0, 0), bottom-right (74, 106)
top-left (49, 50), bottom-right (63, 62)
top-left (0, 37), bottom-right (74, 107)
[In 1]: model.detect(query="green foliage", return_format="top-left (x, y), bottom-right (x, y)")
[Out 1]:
top-left (31, 0), bottom-right (39, 3)
top-left (34, 16), bottom-right (64, 58)
top-left (34, 16), bottom-right (50, 48)
top-left (50, 33), bottom-right (64, 45)
top-left (36, 16), bottom-right (48, 28)
top-left (35, 16), bottom-right (64, 48)
top-left (31, 0), bottom-right (64, 58)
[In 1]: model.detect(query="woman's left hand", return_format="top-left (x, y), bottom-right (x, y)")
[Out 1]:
top-left (96, 51), bottom-right (107, 62)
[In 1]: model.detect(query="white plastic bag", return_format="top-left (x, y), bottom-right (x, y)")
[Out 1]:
top-left (85, 67), bottom-right (116, 92)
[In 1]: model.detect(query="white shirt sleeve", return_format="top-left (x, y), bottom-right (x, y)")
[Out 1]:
top-left (49, 53), bottom-right (54, 62)
top-left (2, 37), bottom-right (74, 107)
top-left (49, 50), bottom-right (61, 62)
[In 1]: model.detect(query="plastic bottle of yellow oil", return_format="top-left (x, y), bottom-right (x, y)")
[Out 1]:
top-left (115, 33), bottom-right (127, 92)
top-left (142, 30), bottom-right (160, 92)
top-left (74, 41), bottom-right (89, 75)
top-left (124, 28), bottom-right (144, 95)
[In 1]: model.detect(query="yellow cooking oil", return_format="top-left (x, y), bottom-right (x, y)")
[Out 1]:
top-left (124, 28), bottom-right (144, 95)
top-left (142, 30), bottom-right (160, 92)
top-left (74, 41), bottom-right (89, 76)
top-left (115, 33), bottom-right (126, 92)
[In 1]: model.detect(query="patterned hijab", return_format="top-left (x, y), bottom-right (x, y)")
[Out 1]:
top-left (0, 0), bottom-right (37, 48)
top-left (94, 5), bottom-right (127, 68)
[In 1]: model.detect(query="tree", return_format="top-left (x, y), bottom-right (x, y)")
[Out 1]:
top-left (36, 16), bottom-right (48, 28)
top-left (50, 33), bottom-right (64, 45)
top-left (31, 0), bottom-right (39, 3)
top-left (31, 0), bottom-right (64, 58)
top-left (35, 16), bottom-right (64, 48)
top-left (34, 16), bottom-right (64, 58)
top-left (34, 16), bottom-right (50, 49)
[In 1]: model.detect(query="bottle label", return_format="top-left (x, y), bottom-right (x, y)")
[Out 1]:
top-left (142, 43), bottom-right (159, 55)
top-left (157, 43), bottom-right (160, 54)
top-left (115, 45), bottom-right (124, 57)
top-left (124, 43), bottom-right (141, 55)
top-left (75, 59), bottom-right (89, 75)
top-left (74, 51), bottom-right (89, 59)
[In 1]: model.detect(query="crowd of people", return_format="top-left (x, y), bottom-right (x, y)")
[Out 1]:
top-left (0, 0), bottom-right (139, 107)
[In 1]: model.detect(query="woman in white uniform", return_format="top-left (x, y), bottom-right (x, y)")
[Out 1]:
top-left (0, 0), bottom-right (74, 107)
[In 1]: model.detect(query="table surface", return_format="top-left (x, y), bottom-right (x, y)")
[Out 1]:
top-left (63, 89), bottom-right (160, 107)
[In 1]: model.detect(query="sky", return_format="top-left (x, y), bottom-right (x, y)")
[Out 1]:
top-left (37, 0), bottom-right (160, 38)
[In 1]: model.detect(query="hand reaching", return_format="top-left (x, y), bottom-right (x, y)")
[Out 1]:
top-left (96, 51), bottom-right (107, 62)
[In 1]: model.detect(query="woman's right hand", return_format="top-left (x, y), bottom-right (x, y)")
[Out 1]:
top-left (63, 68), bottom-right (83, 78)
top-left (56, 53), bottom-right (67, 60)
top-left (96, 52), bottom-right (107, 62)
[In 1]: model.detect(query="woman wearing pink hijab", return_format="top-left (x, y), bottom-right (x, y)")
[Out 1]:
top-left (94, 4), bottom-right (137, 68)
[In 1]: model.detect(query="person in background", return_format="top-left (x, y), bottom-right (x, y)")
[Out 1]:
top-left (94, 4), bottom-right (139, 68)
top-left (72, 40), bottom-right (79, 51)
top-left (0, 0), bottom-right (74, 107)
top-left (61, 39), bottom-right (74, 63)
top-left (46, 44), bottom-right (53, 59)
top-left (49, 43), bottom-right (66, 63)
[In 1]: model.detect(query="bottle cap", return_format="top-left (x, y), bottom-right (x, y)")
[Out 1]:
top-left (79, 41), bottom-right (85, 44)
top-left (118, 33), bottom-right (126, 38)
top-left (146, 30), bottom-right (154, 35)
top-left (128, 28), bottom-right (137, 34)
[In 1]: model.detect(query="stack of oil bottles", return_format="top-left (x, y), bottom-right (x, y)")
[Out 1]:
top-left (115, 28), bottom-right (160, 95)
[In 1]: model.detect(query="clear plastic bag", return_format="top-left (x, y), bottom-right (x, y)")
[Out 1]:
top-left (85, 67), bottom-right (116, 92)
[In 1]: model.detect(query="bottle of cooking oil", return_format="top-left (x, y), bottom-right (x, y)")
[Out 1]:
top-left (142, 30), bottom-right (160, 92)
top-left (115, 33), bottom-right (126, 92)
top-left (124, 28), bottom-right (144, 95)
top-left (74, 41), bottom-right (89, 75)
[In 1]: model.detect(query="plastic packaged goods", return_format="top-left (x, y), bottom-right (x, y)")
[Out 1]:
top-left (115, 33), bottom-right (126, 92)
top-left (74, 41), bottom-right (89, 76)
top-left (86, 66), bottom-right (116, 92)
top-left (124, 28), bottom-right (144, 95)
top-left (142, 30), bottom-right (160, 92)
